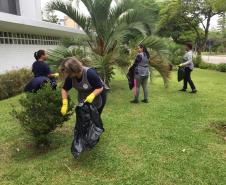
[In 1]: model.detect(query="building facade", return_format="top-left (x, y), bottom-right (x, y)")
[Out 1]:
top-left (0, 0), bottom-right (83, 73)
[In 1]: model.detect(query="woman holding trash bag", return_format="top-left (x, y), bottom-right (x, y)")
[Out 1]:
top-left (130, 44), bottom-right (150, 104)
top-left (60, 57), bottom-right (107, 129)
top-left (178, 43), bottom-right (197, 93)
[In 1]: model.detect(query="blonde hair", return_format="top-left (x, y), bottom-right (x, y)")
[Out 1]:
top-left (60, 57), bottom-right (83, 75)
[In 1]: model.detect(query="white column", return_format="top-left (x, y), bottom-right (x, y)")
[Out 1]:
top-left (19, 0), bottom-right (41, 20)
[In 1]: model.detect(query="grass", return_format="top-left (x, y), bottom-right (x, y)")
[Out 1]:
top-left (1, 69), bottom-right (226, 185)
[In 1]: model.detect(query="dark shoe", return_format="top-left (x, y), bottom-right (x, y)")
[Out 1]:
top-left (141, 99), bottom-right (149, 103)
top-left (190, 89), bottom-right (197, 93)
top-left (179, 89), bottom-right (186, 92)
top-left (130, 99), bottom-right (139, 104)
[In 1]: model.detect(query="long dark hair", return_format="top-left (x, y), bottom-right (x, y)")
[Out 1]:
top-left (139, 44), bottom-right (150, 59)
top-left (34, 50), bottom-right (45, 60)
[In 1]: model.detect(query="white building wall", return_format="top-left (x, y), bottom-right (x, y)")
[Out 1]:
top-left (0, 44), bottom-right (57, 73)
top-left (19, 0), bottom-right (41, 20)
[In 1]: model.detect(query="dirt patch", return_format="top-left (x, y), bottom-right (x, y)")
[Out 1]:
top-left (210, 121), bottom-right (226, 139)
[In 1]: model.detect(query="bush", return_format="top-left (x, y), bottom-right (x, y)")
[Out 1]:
top-left (199, 62), bottom-right (217, 70)
top-left (12, 83), bottom-right (74, 147)
top-left (0, 68), bottom-right (33, 100)
top-left (167, 42), bottom-right (184, 65)
top-left (217, 63), bottom-right (226, 72)
top-left (193, 55), bottom-right (203, 68)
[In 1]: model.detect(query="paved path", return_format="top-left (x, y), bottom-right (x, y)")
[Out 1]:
top-left (202, 55), bottom-right (226, 64)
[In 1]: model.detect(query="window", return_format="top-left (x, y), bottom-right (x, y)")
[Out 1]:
top-left (0, 31), bottom-right (60, 45)
top-left (0, 0), bottom-right (20, 15)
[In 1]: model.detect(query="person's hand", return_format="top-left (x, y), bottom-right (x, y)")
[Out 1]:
top-left (178, 64), bottom-right (183, 67)
top-left (52, 73), bottom-right (60, 78)
top-left (61, 99), bottom-right (68, 116)
top-left (85, 93), bottom-right (96, 103)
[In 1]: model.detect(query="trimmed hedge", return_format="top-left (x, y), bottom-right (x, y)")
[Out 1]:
top-left (0, 68), bottom-right (33, 100)
top-left (192, 55), bottom-right (226, 73)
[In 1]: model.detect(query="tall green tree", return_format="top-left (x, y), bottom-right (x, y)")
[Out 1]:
top-left (158, 0), bottom-right (226, 55)
top-left (218, 13), bottom-right (226, 37)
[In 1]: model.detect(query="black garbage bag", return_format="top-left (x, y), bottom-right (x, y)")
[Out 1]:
top-left (127, 65), bottom-right (135, 90)
top-left (178, 67), bottom-right (185, 82)
top-left (71, 103), bottom-right (104, 158)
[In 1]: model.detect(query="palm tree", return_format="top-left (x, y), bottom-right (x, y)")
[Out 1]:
top-left (48, 0), bottom-right (171, 85)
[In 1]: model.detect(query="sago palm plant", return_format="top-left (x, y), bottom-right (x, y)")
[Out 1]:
top-left (47, 0), bottom-right (153, 85)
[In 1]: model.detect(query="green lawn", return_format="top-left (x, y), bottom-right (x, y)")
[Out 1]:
top-left (1, 69), bottom-right (226, 185)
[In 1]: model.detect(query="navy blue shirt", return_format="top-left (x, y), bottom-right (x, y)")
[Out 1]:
top-left (63, 68), bottom-right (103, 91)
top-left (32, 61), bottom-right (51, 77)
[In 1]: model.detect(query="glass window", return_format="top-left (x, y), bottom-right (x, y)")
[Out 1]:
top-left (4, 38), bottom-right (9, 44)
top-left (0, 38), bottom-right (4, 44)
top-left (9, 38), bottom-right (13, 44)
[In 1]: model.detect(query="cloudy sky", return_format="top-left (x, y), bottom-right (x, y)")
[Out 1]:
top-left (41, 0), bottom-right (219, 30)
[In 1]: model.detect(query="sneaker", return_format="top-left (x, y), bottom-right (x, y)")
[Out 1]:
top-left (141, 99), bottom-right (149, 103)
top-left (179, 89), bottom-right (186, 92)
top-left (130, 99), bottom-right (139, 104)
top-left (190, 89), bottom-right (197, 93)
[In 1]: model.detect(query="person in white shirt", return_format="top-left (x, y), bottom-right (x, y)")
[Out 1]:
top-left (178, 43), bottom-right (197, 93)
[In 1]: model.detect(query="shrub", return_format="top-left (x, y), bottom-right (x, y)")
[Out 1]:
top-left (12, 83), bottom-right (74, 147)
top-left (0, 68), bottom-right (33, 100)
top-left (199, 62), bottom-right (217, 70)
top-left (193, 55), bottom-right (203, 67)
top-left (167, 42), bottom-right (184, 65)
top-left (217, 63), bottom-right (226, 72)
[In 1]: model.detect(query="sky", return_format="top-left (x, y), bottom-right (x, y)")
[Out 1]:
top-left (41, 0), bottom-right (219, 30)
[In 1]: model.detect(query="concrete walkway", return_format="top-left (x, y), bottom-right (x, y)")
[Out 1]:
top-left (202, 55), bottom-right (226, 64)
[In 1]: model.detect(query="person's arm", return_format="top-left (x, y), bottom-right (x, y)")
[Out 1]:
top-left (181, 52), bottom-right (192, 66)
top-left (134, 54), bottom-right (142, 67)
top-left (92, 87), bottom-right (103, 96)
top-left (61, 78), bottom-right (72, 116)
top-left (85, 69), bottom-right (104, 103)
top-left (42, 63), bottom-right (59, 78)
top-left (61, 88), bottom-right (69, 99)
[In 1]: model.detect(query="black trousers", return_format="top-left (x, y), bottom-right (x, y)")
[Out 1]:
top-left (183, 67), bottom-right (196, 90)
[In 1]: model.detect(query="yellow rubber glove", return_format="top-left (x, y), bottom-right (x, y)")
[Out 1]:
top-left (178, 64), bottom-right (183, 67)
top-left (85, 93), bottom-right (96, 103)
top-left (52, 73), bottom-right (59, 78)
top-left (61, 99), bottom-right (68, 116)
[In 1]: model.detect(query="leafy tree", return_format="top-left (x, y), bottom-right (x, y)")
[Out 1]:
top-left (217, 13), bottom-right (226, 37)
top-left (42, 10), bottom-right (59, 24)
top-left (158, 0), bottom-right (226, 55)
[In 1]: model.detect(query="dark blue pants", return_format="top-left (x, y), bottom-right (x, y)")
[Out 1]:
top-left (183, 67), bottom-right (196, 90)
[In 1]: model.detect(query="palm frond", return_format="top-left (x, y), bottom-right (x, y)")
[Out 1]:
top-left (47, 0), bottom-right (91, 35)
